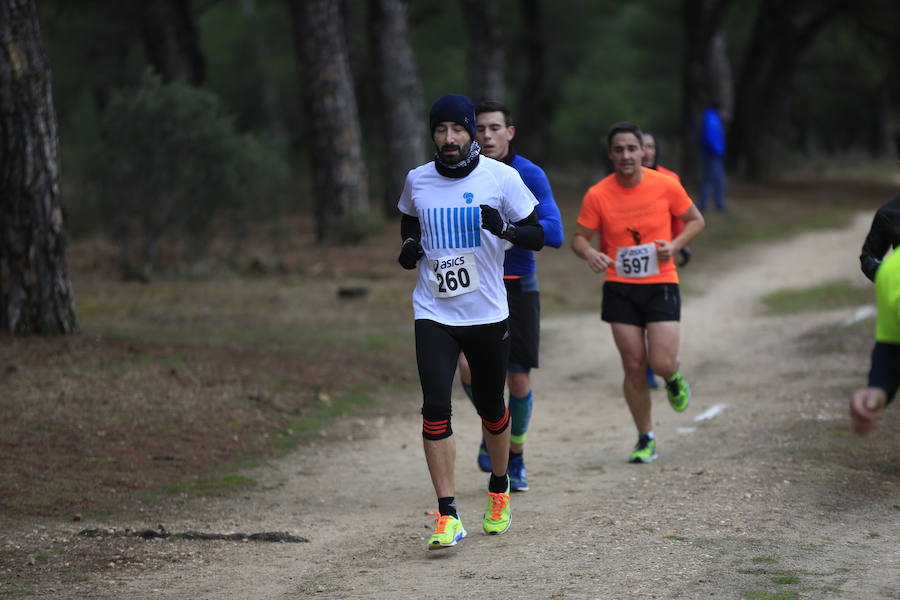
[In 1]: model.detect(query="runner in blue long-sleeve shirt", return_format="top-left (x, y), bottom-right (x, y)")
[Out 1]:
top-left (458, 100), bottom-right (564, 491)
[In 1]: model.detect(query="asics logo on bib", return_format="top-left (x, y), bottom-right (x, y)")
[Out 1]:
top-left (418, 206), bottom-right (483, 251)
top-left (434, 256), bottom-right (467, 269)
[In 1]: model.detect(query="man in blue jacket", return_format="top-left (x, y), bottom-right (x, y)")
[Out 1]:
top-left (458, 100), bottom-right (564, 491)
top-left (699, 102), bottom-right (727, 212)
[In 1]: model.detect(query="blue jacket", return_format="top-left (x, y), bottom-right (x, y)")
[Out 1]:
top-left (701, 108), bottom-right (726, 158)
top-left (505, 154), bottom-right (564, 277)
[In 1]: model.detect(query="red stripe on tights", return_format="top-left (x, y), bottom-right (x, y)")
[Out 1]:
top-left (482, 408), bottom-right (509, 433)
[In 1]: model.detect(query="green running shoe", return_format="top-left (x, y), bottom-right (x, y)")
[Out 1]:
top-left (665, 371), bottom-right (691, 412)
top-left (482, 485), bottom-right (511, 535)
top-left (628, 434), bottom-right (657, 463)
top-left (427, 514), bottom-right (467, 550)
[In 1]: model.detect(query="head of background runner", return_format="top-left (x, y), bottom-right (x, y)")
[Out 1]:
top-left (641, 132), bottom-right (660, 169)
top-left (607, 122), bottom-right (645, 186)
top-left (475, 100), bottom-right (515, 161)
top-left (430, 93), bottom-right (478, 167)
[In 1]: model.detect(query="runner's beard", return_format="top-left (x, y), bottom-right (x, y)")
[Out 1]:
top-left (439, 141), bottom-right (472, 165)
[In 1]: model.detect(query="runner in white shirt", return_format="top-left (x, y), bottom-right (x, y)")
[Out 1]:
top-left (397, 94), bottom-right (543, 550)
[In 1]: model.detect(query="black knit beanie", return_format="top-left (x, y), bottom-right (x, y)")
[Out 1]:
top-left (429, 94), bottom-right (476, 140)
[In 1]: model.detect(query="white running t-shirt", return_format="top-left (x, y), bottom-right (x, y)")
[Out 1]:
top-left (397, 157), bottom-right (538, 326)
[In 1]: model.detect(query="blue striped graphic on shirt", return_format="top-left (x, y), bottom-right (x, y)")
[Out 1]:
top-left (420, 206), bottom-right (481, 250)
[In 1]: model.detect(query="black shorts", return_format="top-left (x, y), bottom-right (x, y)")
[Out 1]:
top-left (505, 278), bottom-right (540, 371)
top-left (601, 281), bottom-right (681, 326)
top-left (414, 318), bottom-right (510, 427)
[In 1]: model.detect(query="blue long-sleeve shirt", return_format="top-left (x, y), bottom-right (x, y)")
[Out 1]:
top-left (504, 154), bottom-right (564, 278)
top-left (701, 108), bottom-right (726, 158)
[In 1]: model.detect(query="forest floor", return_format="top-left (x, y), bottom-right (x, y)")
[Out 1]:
top-left (1, 175), bottom-right (898, 599)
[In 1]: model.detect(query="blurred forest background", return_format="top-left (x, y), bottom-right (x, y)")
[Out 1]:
top-left (2, 0), bottom-right (900, 330)
top-left (35, 0), bottom-right (900, 246)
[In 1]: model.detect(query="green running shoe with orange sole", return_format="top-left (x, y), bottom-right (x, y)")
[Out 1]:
top-left (427, 514), bottom-right (467, 550)
top-left (482, 485), bottom-right (511, 535)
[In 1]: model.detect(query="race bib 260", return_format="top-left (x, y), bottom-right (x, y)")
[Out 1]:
top-left (428, 252), bottom-right (481, 298)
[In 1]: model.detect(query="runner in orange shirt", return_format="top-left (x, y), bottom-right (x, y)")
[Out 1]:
top-left (641, 132), bottom-right (692, 389)
top-left (571, 122), bottom-right (705, 462)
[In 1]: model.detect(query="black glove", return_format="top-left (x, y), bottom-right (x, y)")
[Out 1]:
top-left (480, 204), bottom-right (511, 239)
top-left (398, 238), bottom-right (424, 270)
top-left (678, 246), bottom-right (692, 268)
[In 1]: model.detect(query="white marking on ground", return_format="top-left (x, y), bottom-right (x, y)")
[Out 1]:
top-left (693, 403), bottom-right (728, 422)
top-left (677, 427), bottom-right (696, 434)
top-left (842, 304), bottom-right (876, 326)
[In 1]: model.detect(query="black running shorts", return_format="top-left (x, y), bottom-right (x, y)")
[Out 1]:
top-left (601, 281), bottom-right (681, 326)
top-left (505, 278), bottom-right (540, 371)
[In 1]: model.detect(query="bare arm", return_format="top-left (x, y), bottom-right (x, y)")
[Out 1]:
top-left (656, 204), bottom-right (706, 263)
top-left (571, 224), bottom-right (613, 274)
top-left (674, 204), bottom-right (705, 250)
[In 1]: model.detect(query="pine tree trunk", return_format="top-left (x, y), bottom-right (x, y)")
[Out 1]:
top-left (728, 0), bottom-right (849, 177)
top-left (369, 0), bottom-right (426, 217)
top-left (680, 0), bottom-right (730, 189)
top-left (707, 31), bottom-right (733, 121)
top-left (461, 0), bottom-right (505, 102)
top-left (290, 0), bottom-right (371, 242)
top-left (140, 0), bottom-right (206, 85)
top-left (0, 0), bottom-right (78, 334)
top-left (514, 0), bottom-right (548, 164)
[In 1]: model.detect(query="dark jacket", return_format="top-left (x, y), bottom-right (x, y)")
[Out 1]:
top-left (860, 196), bottom-right (900, 282)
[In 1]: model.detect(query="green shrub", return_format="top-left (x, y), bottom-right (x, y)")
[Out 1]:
top-left (89, 72), bottom-right (289, 280)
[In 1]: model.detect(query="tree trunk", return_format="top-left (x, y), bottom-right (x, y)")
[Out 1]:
top-left (0, 0), bottom-right (78, 334)
top-left (514, 0), bottom-right (548, 164)
top-left (869, 80), bottom-right (892, 157)
top-left (290, 0), bottom-right (371, 243)
top-left (241, 0), bottom-right (289, 139)
top-left (460, 0), bottom-right (505, 102)
top-left (140, 0), bottom-right (206, 85)
top-left (707, 31), bottom-right (733, 120)
top-left (368, 0), bottom-right (427, 217)
top-left (728, 0), bottom-right (850, 177)
top-left (680, 0), bottom-right (730, 190)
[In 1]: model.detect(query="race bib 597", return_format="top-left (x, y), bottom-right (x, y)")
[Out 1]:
top-left (615, 243), bottom-right (660, 278)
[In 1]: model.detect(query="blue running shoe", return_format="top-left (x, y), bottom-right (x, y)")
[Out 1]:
top-left (508, 455), bottom-right (529, 492)
top-left (646, 366), bottom-right (659, 389)
top-left (477, 439), bottom-right (491, 473)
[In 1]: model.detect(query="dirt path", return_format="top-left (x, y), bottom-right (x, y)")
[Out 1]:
top-left (18, 213), bottom-right (900, 599)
